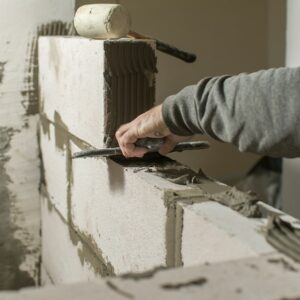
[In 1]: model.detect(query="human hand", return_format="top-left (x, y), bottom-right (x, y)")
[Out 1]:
top-left (115, 104), bottom-right (191, 158)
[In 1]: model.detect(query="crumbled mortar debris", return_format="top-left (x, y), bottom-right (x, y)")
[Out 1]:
top-left (121, 266), bottom-right (167, 281)
top-left (149, 163), bottom-right (262, 218)
top-left (161, 277), bottom-right (207, 290)
top-left (212, 187), bottom-right (262, 218)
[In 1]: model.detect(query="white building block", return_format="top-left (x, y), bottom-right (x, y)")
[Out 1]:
top-left (180, 201), bottom-right (275, 266)
top-left (41, 195), bottom-right (102, 285)
top-left (39, 37), bottom-right (156, 148)
top-left (70, 141), bottom-right (194, 275)
top-left (70, 139), bottom-right (273, 275)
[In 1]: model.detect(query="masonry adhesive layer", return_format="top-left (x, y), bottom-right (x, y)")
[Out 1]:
top-left (103, 40), bottom-right (157, 147)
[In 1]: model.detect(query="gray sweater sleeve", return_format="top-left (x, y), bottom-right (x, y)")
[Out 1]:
top-left (162, 67), bottom-right (300, 158)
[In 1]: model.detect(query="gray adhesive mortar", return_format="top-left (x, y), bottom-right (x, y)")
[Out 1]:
top-left (162, 189), bottom-right (208, 268)
top-left (103, 40), bottom-right (157, 147)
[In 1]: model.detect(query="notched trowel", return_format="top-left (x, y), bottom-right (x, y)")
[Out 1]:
top-left (72, 138), bottom-right (210, 159)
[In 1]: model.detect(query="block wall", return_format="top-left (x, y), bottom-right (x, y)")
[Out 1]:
top-left (39, 37), bottom-right (275, 284)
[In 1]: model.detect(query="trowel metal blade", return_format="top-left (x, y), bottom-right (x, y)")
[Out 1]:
top-left (72, 141), bottom-right (210, 159)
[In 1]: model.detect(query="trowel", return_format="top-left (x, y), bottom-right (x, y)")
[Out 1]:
top-left (72, 138), bottom-right (209, 159)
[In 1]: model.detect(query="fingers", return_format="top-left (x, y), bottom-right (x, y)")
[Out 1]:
top-left (116, 125), bottom-right (147, 158)
top-left (115, 105), bottom-right (171, 158)
top-left (122, 143), bottom-right (148, 158)
top-left (115, 123), bottom-right (135, 142)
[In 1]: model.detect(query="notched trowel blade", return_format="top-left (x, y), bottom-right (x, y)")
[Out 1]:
top-left (72, 140), bottom-right (210, 159)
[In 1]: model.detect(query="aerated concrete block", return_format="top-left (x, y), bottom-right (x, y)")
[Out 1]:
top-left (69, 141), bottom-right (200, 275)
top-left (39, 36), bottom-right (157, 148)
top-left (179, 201), bottom-right (275, 266)
top-left (69, 139), bottom-right (274, 274)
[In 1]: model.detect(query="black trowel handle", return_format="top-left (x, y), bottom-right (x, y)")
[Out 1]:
top-left (156, 40), bottom-right (197, 63)
top-left (128, 31), bottom-right (197, 63)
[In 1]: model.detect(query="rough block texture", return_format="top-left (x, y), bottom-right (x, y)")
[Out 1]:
top-left (180, 201), bottom-right (274, 266)
top-left (41, 195), bottom-right (101, 284)
top-left (39, 37), bottom-right (156, 148)
top-left (70, 141), bottom-right (195, 274)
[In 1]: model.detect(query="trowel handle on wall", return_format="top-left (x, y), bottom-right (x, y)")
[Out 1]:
top-left (128, 31), bottom-right (197, 63)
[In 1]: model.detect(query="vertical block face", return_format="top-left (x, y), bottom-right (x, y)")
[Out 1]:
top-left (39, 37), bottom-right (156, 148)
top-left (70, 142), bottom-right (177, 274)
top-left (180, 201), bottom-right (274, 266)
top-left (41, 196), bottom-right (101, 285)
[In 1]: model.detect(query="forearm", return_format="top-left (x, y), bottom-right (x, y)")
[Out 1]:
top-left (162, 67), bottom-right (300, 158)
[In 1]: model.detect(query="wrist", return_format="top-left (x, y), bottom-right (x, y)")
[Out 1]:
top-left (157, 104), bottom-right (171, 136)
